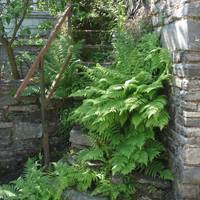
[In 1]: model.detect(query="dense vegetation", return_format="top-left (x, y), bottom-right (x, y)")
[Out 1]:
top-left (0, 1), bottom-right (172, 200)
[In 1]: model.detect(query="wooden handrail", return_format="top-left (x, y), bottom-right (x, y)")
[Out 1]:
top-left (15, 4), bottom-right (72, 99)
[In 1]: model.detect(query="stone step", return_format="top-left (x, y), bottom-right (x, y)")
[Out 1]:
top-left (63, 189), bottom-right (108, 200)
top-left (84, 44), bottom-right (112, 50)
top-left (80, 44), bottom-right (113, 62)
top-left (80, 61), bottom-right (112, 67)
top-left (72, 29), bottom-right (112, 45)
top-left (73, 16), bottom-right (113, 30)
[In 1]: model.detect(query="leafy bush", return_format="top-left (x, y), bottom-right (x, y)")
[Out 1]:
top-left (67, 31), bottom-right (172, 198)
top-left (23, 34), bottom-right (89, 98)
top-left (0, 158), bottom-right (135, 200)
top-left (72, 0), bottom-right (125, 30)
top-left (0, 31), bottom-right (172, 200)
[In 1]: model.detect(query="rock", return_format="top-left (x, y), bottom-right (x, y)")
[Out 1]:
top-left (138, 197), bottom-right (152, 200)
top-left (134, 174), bottom-right (171, 190)
top-left (69, 126), bottom-right (92, 149)
top-left (62, 189), bottom-right (108, 200)
top-left (110, 174), bottom-right (123, 184)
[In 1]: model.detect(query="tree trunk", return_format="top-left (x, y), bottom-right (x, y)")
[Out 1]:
top-left (4, 42), bottom-right (20, 79)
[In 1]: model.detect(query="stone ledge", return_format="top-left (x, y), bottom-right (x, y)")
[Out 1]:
top-left (0, 122), bottom-right (14, 129)
top-left (7, 105), bottom-right (40, 112)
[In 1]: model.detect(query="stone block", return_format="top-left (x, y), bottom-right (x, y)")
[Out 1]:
top-left (187, 20), bottom-right (200, 50)
top-left (161, 19), bottom-right (200, 51)
top-left (0, 122), bottom-right (14, 129)
top-left (179, 115), bottom-right (200, 127)
top-left (171, 2), bottom-right (200, 19)
top-left (175, 123), bottom-right (200, 137)
top-left (15, 122), bottom-right (42, 140)
top-left (180, 90), bottom-right (200, 101)
top-left (169, 128), bottom-right (200, 147)
top-left (180, 166), bottom-right (200, 184)
top-left (182, 111), bottom-right (200, 118)
top-left (0, 96), bottom-right (17, 108)
top-left (63, 189), bottom-right (108, 200)
top-left (161, 19), bottom-right (188, 51)
top-left (19, 96), bottom-right (37, 104)
top-left (182, 79), bottom-right (200, 91)
top-left (173, 63), bottom-right (200, 78)
top-left (171, 50), bottom-right (200, 64)
top-left (182, 147), bottom-right (200, 165)
top-left (180, 101), bottom-right (198, 111)
top-left (69, 126), bottom-right (91, 149)
top-left (0, 128), bottom-right (12, 147)
top-left (7, 105), bottom-right (39, 112)
top-left (182, 50), bottom-right (200, 63)
top-left (175, 183), bottom-right (200, 199)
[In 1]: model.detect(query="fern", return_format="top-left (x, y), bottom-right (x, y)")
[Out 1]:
top-left (22, 34), bottom-right (89, 98)
top-left (68, 31), bottom-right (172, 200)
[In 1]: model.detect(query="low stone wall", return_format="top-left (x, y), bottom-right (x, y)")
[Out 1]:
top-left (0, 80), bottom-right (66, 183)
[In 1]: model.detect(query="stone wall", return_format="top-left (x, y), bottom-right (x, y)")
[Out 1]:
top-left (0, 80), bottom-right (66, 183)
top-left (150, 0), bottom-right (200, 199)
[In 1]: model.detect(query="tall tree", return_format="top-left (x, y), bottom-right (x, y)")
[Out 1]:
top-left (0, 0), bottom-right (31, 79)
top-left (0, 0), bottom-right (67, 80)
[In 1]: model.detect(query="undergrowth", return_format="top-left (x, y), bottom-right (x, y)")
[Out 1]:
top-left (22, 33), bottom-right (89, 98)
top-left (0, 2), bottom-right (173, 200)
top-left (67, 31), bottom-right (173, 199)
top-left (0, 30), bottom-right (173, 200)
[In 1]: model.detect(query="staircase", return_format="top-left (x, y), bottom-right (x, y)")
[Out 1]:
top-left (71, 3), bottom-right (114, 68)
top-left (69, 2), bottom-right (114, 150)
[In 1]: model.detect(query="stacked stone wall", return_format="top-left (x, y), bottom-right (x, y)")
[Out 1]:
top-left (150, 0), bottom-right (200, 199)
top-left (0, 80), bottom-right (65, 183)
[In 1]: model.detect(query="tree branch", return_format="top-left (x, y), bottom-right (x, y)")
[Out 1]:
top-left (0, 36), bottom-right (8, 46)
top-left (10, 0), bottom-right (30, 44)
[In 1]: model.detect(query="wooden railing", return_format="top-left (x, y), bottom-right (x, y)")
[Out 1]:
top-left (15, 4), bottom-right (72, 99)
top-left (14, 4), bottom-right (73, 168)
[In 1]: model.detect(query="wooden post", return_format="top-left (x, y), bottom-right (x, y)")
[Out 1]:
top-left (67, 2), bottom-right (72, 37)
top-left (39, 59), bottom-right (50, 168)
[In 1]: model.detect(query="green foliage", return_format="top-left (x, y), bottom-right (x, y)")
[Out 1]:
top-left (0, 159), bottom-right (51, 200)
top-left (1, 31), bottom-right (172, 200)
top-left (0, 159), bottom-right (99, 200)
top-left (72, 0), bottom-right (125, 30)
top-left (0, 157), bottom-right (136, 200)
top-left (67, 31), bottom-right (172, 199)
top-left (23, 34), bottom-right (89, 98)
